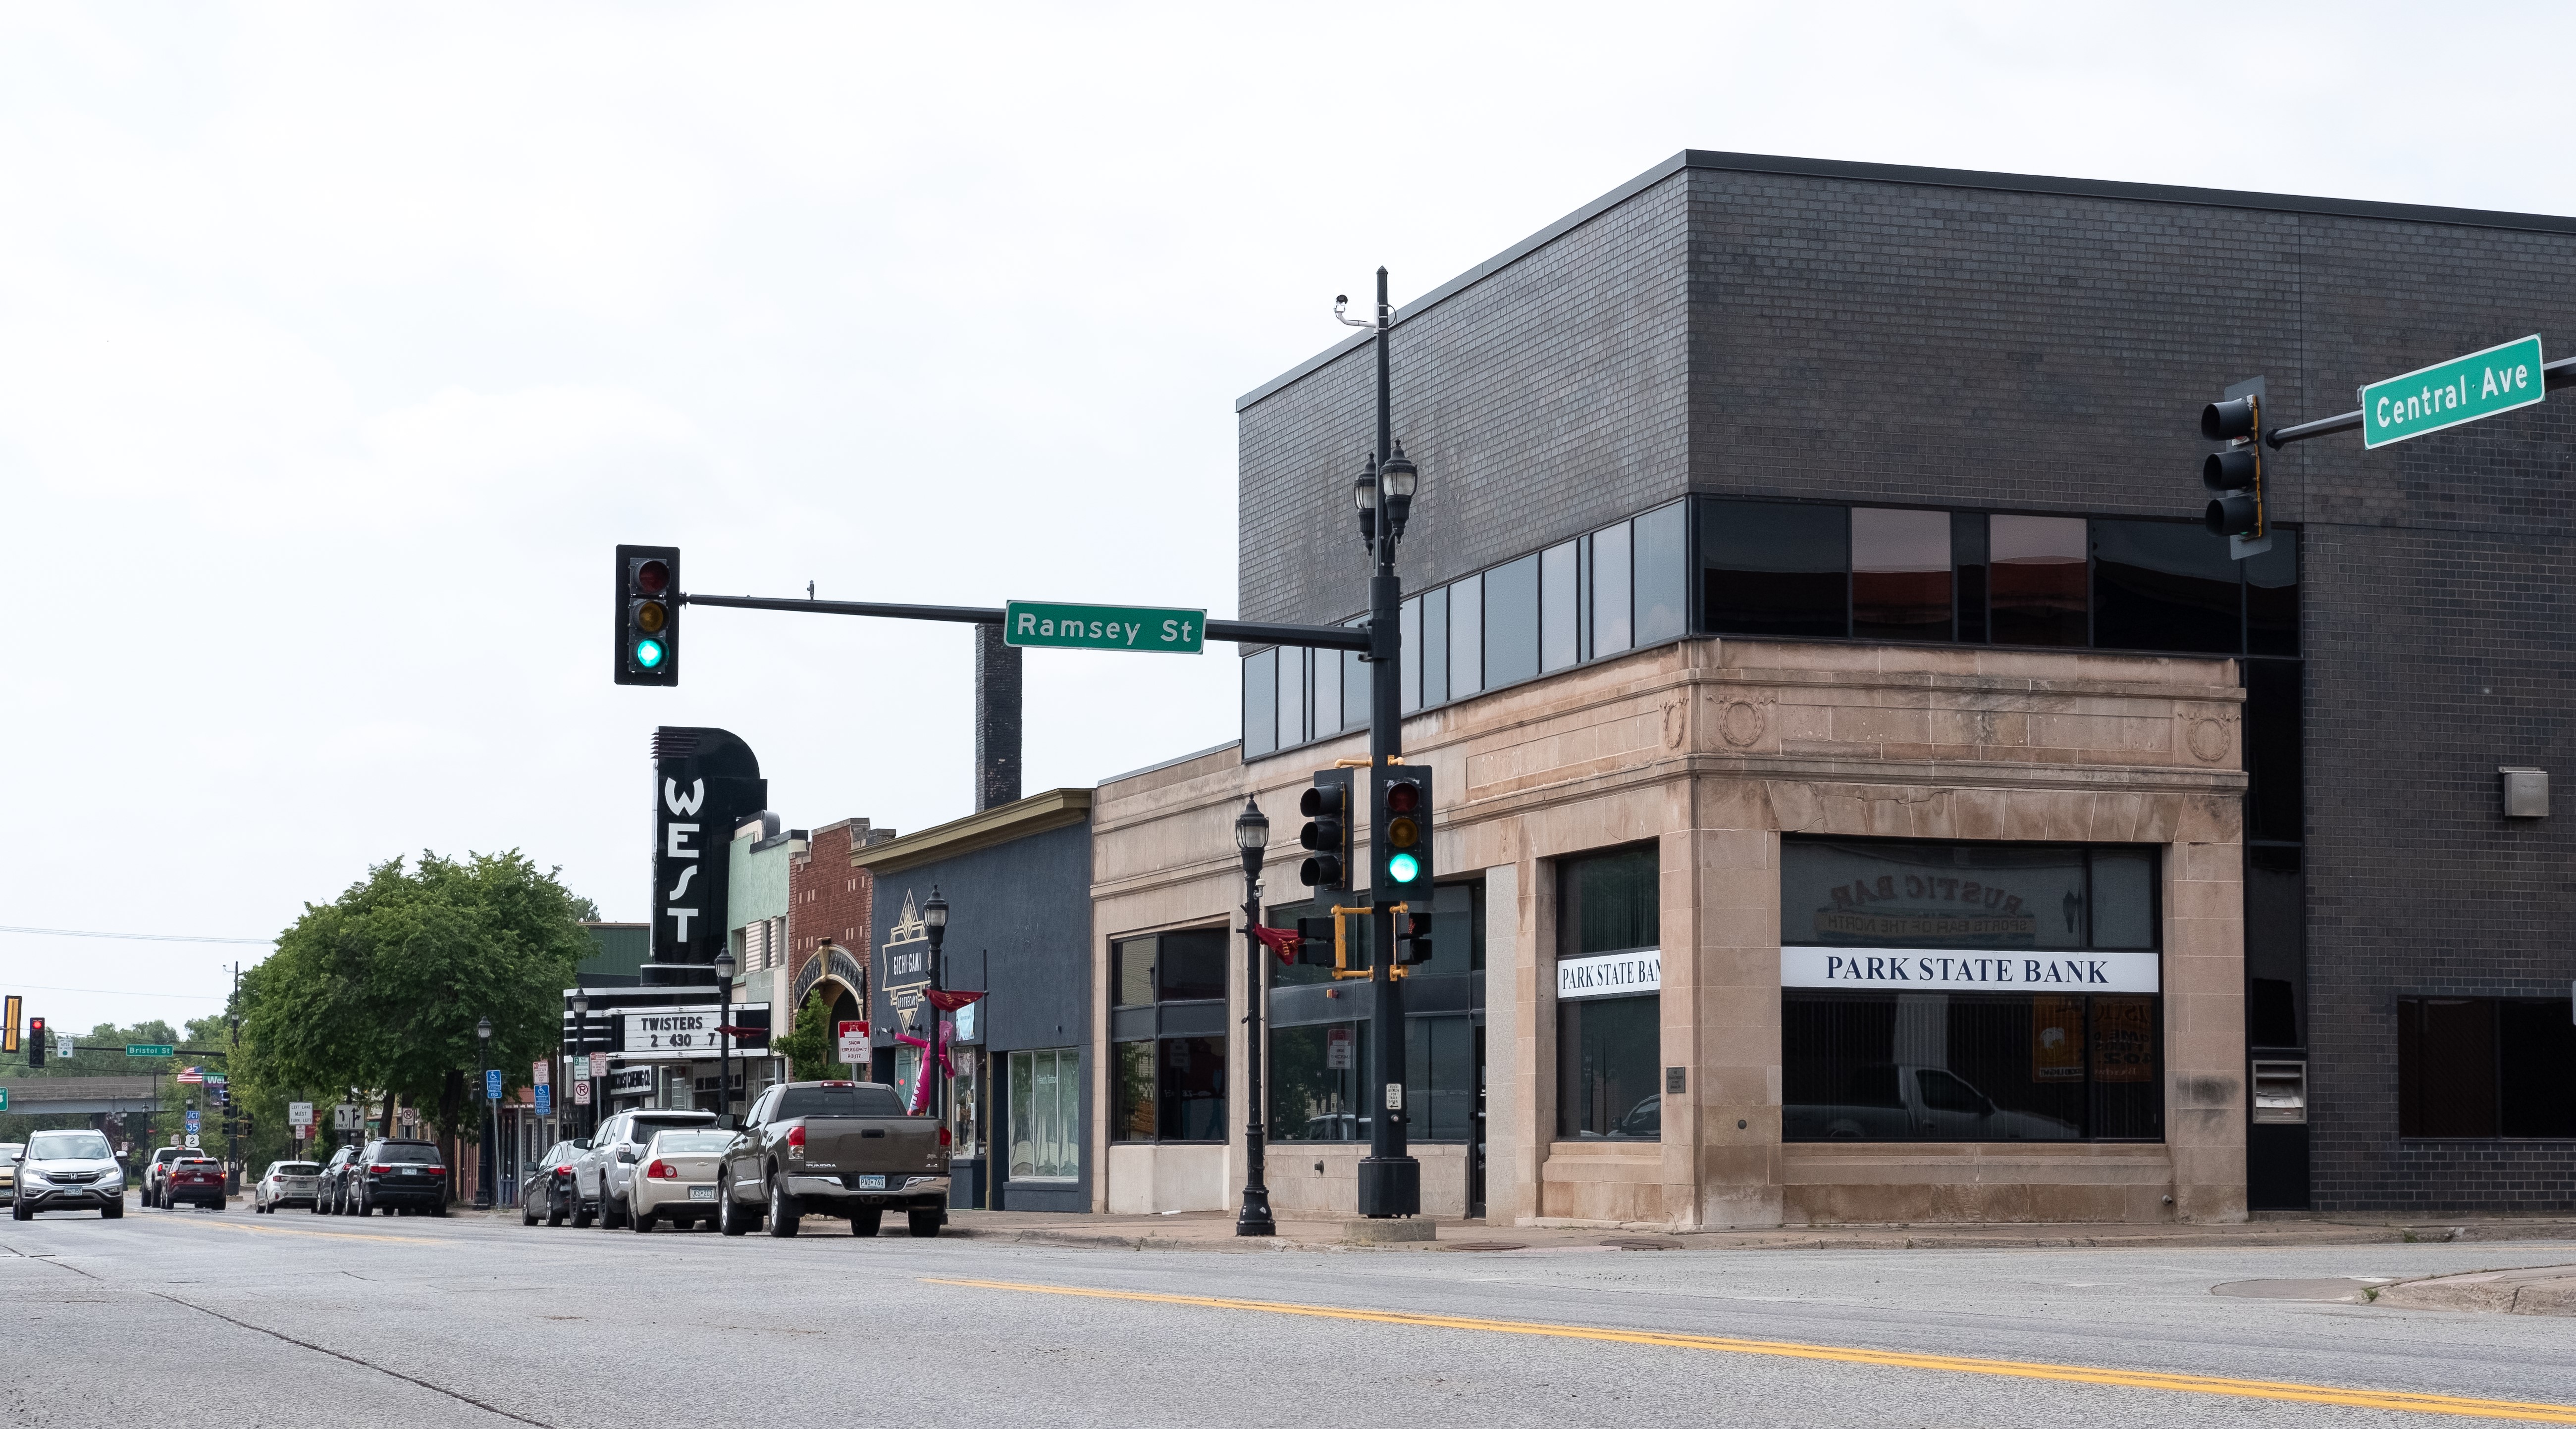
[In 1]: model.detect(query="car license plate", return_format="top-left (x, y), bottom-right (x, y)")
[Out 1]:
top-left (858, 1174), bottom-right (886, 1190)
top-left (688, 1186), bottom-right (716, 1201)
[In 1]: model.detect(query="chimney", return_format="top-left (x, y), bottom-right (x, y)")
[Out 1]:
top-left (974, 622), bottom-right (1023, 811)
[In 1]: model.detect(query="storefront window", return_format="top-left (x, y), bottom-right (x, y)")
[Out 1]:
top-left (1700, 500), bottom-right (1848, 638)
top-left (1556, 845), bottom-right (1661, 1141)
top-left (1782, 836), bottom-right (2163, 1143)
top-left (1111, 1041), bottom-right (1154, 1140)
top-left (1007, 1048), bottom-right (1079, 1180)
top-left (1272, 1023), bottom-right (1368, 1142)
top-left (2399, 998), bottom-right (2576, 1138)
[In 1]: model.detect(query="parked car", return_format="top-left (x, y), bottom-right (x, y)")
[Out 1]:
top-left (343, 1138), bottom-right (449, 1216)
top-left (11, 1128), bottom-right (126, 1220)
top-left (313, 1146), bottom-right (362, 1214)
top-left (573, 1110), bottom-right (717, 1229)
top-left (0, 1142), bottom-right (22, 1200)
top-left (253, 1159), bottom-right (322, 1213)
top-left (520, 1139), bottom-right (583, 1226)
top-left (717, 1080), bottom-right (947, 1239)
top-left (1784, 1064), bottom-right (2081, 1141)
top-left (142, 1145), bottom-right (199, 1208)
top-left (626, 1128), bottom-right (733, 1232)
top-left (158, 1154), bottom-right (227, 1210)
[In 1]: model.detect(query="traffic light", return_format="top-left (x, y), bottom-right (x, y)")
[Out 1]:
top-left (1393, 910), bottom-right (1433, 967)
top-left (1298, 770), bottom-right (1353, 892)
top-left (614, 544), bottom-right (681, 686)
top-left (1294, 916), bottom-right (1337, 968)
top-left (1, 994), bottom-right (17, 1055)
top-left (2201, 394), bottom-right (2264, 539)
top-left (24, 1016), bottom-right (43, 1068)
top-left (1374, 765), bottom-right (1434, 892)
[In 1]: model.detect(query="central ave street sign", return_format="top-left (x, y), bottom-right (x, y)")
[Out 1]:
top-left (1004, 600), bottom-right (1205, 654)
top-left (126, 1043), bottom-right (175, 1057)
top-left (2362, 334), bottom-right (2546, 449)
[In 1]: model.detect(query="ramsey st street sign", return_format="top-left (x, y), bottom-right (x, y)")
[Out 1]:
top-left (1004, 600), bottom-right (1205, 654)
top-left (2362, 334), bottom-right (2546, 449)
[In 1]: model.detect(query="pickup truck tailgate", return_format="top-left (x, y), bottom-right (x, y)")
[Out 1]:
top-left (805, 1118), bottom-right (942, 1180)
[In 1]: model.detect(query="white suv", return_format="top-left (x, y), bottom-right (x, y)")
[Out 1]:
top-left (572, 1111), bottom-right (717, 1229)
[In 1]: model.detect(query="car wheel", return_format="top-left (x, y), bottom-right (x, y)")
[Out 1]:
top-left (850, 1208), bottom-right (882, 1237)
top-left (765, 1175), bottom-right (800, 1238)
top-left (547, 1188), bottom-right (569, 1227)
top-left (521, 1194), bottom-right (538, 1226)
top-left (101, 1198), bottom-right (122, 1221)
top-left (907, 1209), bottom-right (942, 1238)
top-left (431, 1199), bottom-right (449, 1217)
top-left (718, 1177), bottom-right (750, 1236)
top-left (11, 1198), bottom-right (29, 1222)
top-left (602, 1192), bottom-right (626, 1230)
top-left (631, 1203), bottom-right (655, 1233)
top-left (573, 1199), bottom-right (595, 1228)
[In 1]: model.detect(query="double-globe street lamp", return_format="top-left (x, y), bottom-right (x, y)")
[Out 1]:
top-left (920, 888), bottom-right (948, 1154)
top-left (1234, 797), bottom-right (1275, 1236)
top-left (474, 1015), bottom-right (495, 1210)
top-left (712, 949), bottom-right (738, 1128)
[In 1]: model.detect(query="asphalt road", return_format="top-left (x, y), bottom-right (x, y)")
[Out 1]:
top-left (9, 1199), bottom-right (2576, 1428)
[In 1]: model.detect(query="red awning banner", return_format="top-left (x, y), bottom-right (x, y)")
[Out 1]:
top-left (921, 988), bottom-right (986, 1011)
top-left (1251, 924), bottom-right (1301, 965)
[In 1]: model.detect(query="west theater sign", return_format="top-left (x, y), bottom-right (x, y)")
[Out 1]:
top-left (648, 726), bottom-right (766, 985)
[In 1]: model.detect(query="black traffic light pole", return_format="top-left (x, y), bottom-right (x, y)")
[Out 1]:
top-left (2259, 354), bottom-right (2576, 448)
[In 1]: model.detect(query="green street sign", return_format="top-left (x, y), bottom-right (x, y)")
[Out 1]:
top-left (1004, 600), bottom-right (1205, 654)
top-left (2362, 334), bottom-right (2545, 449)
top-left (0, 1088), bottom-right (9, 1111)
top-left (125, 1043), bottom-right (175, 1057)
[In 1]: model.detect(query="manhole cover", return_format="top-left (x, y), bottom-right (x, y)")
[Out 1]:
top-left (1444, 1240), bottom-right (1528, 1252)
top-left (1603, 1237), bottom-right (1679, 1251)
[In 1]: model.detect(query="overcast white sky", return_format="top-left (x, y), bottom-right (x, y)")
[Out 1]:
top-left (6, 2), bottom-right (2570, 1035)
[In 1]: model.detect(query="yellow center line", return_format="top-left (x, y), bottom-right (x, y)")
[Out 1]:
top-left (137, 1215), bottom-right (443, 1247)
top-left (925, 1276), bottom-right (2576, 1424)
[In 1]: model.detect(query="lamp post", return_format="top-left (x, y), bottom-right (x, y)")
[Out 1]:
top-left (712, 950), bottom-right (737, 1128)
top-left (1334, 266), bottom-right (1422, 1218)
top-left (1233, 797), bottom-right (1276, 1236)
top-left (921, 887), bottom-right (949, 1157)
top-left (474, 1016), bottom-right (495, 1210)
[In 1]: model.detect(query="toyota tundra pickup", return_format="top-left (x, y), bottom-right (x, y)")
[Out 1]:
top-left (716, 1080), bottom-right (947, 1239)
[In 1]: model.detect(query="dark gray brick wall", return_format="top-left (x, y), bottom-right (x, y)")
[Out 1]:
top-left (1237, 153), bottom-right (2576, 1212)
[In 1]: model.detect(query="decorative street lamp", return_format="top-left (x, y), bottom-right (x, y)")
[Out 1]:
top-left (712, 949), bottom-right (738, 1128)
top-left (921, 887), bottom-right (948, 1154)
top-left (1233, 796), bottom-right (1276, 1236)
top-left (474, 1016), bottom-right (494, 1210)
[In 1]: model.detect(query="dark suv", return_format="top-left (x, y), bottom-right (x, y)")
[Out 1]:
top-left (314, 1146), bottom-right (360, 1214)
top-left (346, 1139), bottom-right (448, 1216)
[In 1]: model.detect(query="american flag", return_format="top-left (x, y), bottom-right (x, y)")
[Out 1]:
top-left (175, 1067), bottom-right (205, 1085)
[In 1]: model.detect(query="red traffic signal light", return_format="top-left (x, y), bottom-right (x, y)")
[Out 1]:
top-left (25, 1016), bottom-right (44, 1068)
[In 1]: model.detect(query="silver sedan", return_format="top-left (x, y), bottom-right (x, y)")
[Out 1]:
top-left (628, 1128), bottom-right (732, 1232)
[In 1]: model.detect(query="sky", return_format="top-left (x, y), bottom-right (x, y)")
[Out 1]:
top-left (6, 1), bottom-right (2573, 1036)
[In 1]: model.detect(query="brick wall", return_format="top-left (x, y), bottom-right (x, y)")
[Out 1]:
top-left (789, 818), bottom-right (896, 996)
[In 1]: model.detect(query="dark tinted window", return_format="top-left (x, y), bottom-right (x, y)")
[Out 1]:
top-left (1557, 993), bottom-right (1660, 1140)
top-left (775, 1085), bottom-right (905, 1118)
top-left (1634, 502), bottom-right (1688, 645)
top-left (2245, 533), bottom-right (2299, 656)
top-left (1592, 520), bottom-right (1632, 655)
top-left (2401, 997), bottom-right (2576, 1138)
top-left (1783, 991), bottom-right (2159, 1141)
top-left (1560, 846), bottom-right (1659, 955)
top-left (625, 1118), bottom-right (709, 1145)
top-left (2245, 845), bottom-right (2304, 1049)
top-left (1851, 508), bottom-right (1952, 641)
top-left (1484, 553), bottom-right (1539, 687)
top-left (1953, 512), bottom-right (1989, 643)
top-left (2498, 1000), bottom-right (2576, 1138)
top-left (276, 1163), bottom-right (320, 1176)
top-left (371, 1142), bottom-right (442, 1163)
top-left (1699, 500), bottom-right (1847, 638)
top-left (1266, 897), bottom-right (1373, 986)
top-left (1156, 1035), bottom-right (1227, 1140)
top-left (1111, 1041), bottom-right (1154, 1141)
top-left (2244, 661), bottom-right (2303, 842)
top-left (1155, 927), bottom-right (1229, 1001)
top-left (1112, 937), bottom-right (1155, 1007)
top-left (1989, 515), bottom-right (2087, 646)
top-left (2091, 519), bottom-right (2240, 653)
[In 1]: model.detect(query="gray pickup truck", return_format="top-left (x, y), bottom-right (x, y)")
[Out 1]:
top-left (717, 1080), bottom-right (949, 1238)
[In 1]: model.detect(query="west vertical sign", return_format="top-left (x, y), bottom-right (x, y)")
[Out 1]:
top-left (2362, 335), bottom-right (2546, 448)
top-left (650, 727), bottom-right (767, 987)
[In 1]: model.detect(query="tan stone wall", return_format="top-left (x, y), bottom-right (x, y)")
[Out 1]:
top-left (1088, 636), bottom-right (2247, 1227)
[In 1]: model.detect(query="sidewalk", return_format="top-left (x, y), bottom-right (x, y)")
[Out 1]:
top-left (941, 1208), bottom-right (2576, 1254)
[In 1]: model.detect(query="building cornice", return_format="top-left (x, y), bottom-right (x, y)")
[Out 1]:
top-left (848, 787), bottom-right (1092, 875)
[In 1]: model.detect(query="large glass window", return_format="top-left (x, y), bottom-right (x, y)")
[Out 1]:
top-left (1592, 519), bottom-right (1633, 657)
top-left (1952, 511), bottom-right (1989, 643)
top-left (1556, 845), bottom-right (1661, 1141)
top-left (1448, 577), bottom-right (1482, 696)
top-left (1313, 638), bottom-right (1343, 739)
top-left (1988, 514), bottom-right (2087, 646)
top-left (1700, 500), bottom-right (1848, 638)
top-left (1342, 633), bottom-right (1368, 730)
top-left (1111, 1041), bottom-right (1155, 1140)
top-left (1541, 539), bottom-right (1580, 672)
top-left (1782, 836), bottom-right (2162, 1143)
top-left (2244, 660), bottom-right (2303, 844)
top-left (1110, 1035), bottom-right (1226, 1142)
top-left (1276, 647), bottom-right (1307, 750)
top-left (1114, 929), bottom-right (1226, 1004)
top-left (2399, 997), bottom-right (2576, 1138)
top-left (1485, 553), bottom-right (1540, 687)
top-left (1400, 596), bottom-right (1422, 714)
top-left (2091, 519), bottom-right (2240, 654)
top-left (1423, 585), bottom-right (1449, 709)
top-left (1635, 501), bottom-right (1688, 645)
top-left (1241, 649), bottom-right (1277, 759)
top-left (1851, 508), bottom-right (1953, 642)
top-left (2246, 535), bottom-right (2300, 656)
top-left (1007, 1048), bottom-right (1079, 1181)
top-left (1272, 1022), bottom-right (1369, 1142)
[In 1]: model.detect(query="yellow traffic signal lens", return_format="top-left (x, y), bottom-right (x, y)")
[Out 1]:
top-left (1386, 815), bottom-right (1419, 849)
top-left (636, 601), bottom-right (668, 634)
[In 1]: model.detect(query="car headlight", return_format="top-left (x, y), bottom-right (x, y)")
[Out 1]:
top-left (21, 1171), bottom-right (50, 1186)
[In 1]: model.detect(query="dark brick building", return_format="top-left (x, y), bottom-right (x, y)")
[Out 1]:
top-left (1235, 151), bottom-right (2576, 1216)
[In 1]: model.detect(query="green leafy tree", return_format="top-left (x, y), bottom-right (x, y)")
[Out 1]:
top-left (238, 850), bottom-right (590, 1185)
top-left (778, 992), bottom-right (837, 1082)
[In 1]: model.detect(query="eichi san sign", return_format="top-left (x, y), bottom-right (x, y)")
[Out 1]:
top-left (1004, 600), bottom-right (1205, 654)
top-left (2361, 334), bottom-right (2546, 449)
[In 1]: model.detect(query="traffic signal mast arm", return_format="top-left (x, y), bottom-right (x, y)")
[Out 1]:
top-left (2263, 354), bottom-right (2576, 448)
top-left (679, 591), bottom-right (1371, 652)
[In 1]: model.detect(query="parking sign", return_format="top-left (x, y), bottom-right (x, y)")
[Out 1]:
top-left (485, 1069), bottom-right (503, 1101)
top-left (534, 1084), bottom-right (551, 1116)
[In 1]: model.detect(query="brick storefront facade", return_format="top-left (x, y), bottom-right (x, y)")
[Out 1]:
top-left (790, 817), bottom-right (897, 1004)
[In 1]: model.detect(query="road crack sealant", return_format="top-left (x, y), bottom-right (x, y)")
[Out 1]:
top-left (148, 1291), bottom-right (557, 1428)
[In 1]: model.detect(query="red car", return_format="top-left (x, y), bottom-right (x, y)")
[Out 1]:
top-left (159, 1155), bottom-right (226, 1211)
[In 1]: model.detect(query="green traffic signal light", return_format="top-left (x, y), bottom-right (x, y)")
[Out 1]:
top-left (1387, 851), bottom-right (1421, 884)
top-left (633, 637), bottom-right (666, 669)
